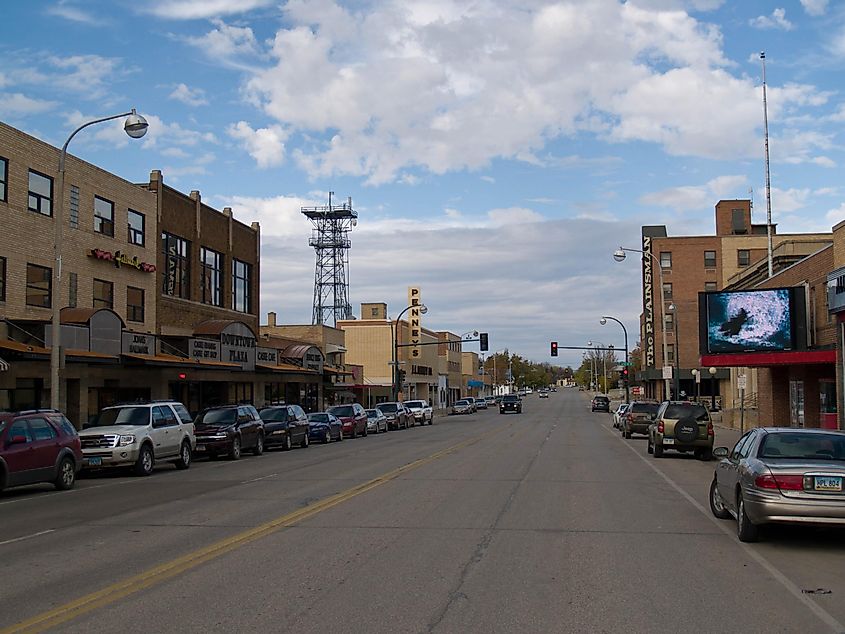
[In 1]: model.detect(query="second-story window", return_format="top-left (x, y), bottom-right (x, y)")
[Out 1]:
top-left (127, 286), bottom-right (145, 322)
top-left (128, 209), bottom-right (145, 246)
top-left (0, 156), bottom-right (8, 202)
top-left (26, 263), bottom-right (52, 307)
top-left (200, 247), bottom-right (223, 307)
top-left (162, 232), bottom-right (190, 299)
top-left (232, 259), bottom-right (251, 313)
top-left (662, 283), bottom-right (672, 300)
top-left (28, 170), bottom-right (53, 216)
top-left (94, 196), bottom-right (115, 236)
top-left (660, 251), bottom-right (672, 268)
top-left (93, 279), bottom-right (114, 309)
top-left (0, 256), bottom-right (6, 302)
top-left (704, 281), bottom-right (717, 292)
top-left (704, 250), bottom-right (716, 268)
top-left (738, 249), bottom-right (750, 267)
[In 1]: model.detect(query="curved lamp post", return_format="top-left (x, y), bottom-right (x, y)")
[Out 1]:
top-left (392, 303), bottom-right (428, 401)
top-left (51, 109), bottom-right (149, 410)
top-left (708, 366), bottom-right (718, 410)
top-left (668, 302), bottom-right (680, 398)
top-left (601, 315), bottom-right (629, 403)
top-left (613, 246), bottom-right (670, 400)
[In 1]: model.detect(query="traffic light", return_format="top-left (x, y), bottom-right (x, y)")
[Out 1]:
top-left (550, 341), bottom-right (558, 357)
top-left (480, 332), bottom-right (489, 351)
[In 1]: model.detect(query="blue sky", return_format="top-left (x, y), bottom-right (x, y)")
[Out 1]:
top-left (2, 0), bottom-right (844, 368)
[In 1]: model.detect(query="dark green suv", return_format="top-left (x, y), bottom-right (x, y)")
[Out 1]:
top-left (648, 401), bottom-right (714, 460)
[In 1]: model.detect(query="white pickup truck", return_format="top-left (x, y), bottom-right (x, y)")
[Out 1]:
top-left (403, 400), bottom-right (433, 425)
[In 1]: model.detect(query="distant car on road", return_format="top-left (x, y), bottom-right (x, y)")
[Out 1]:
top-left (307, 412), bottom-right (343, 443)
top-left (365, 409), bottom-right (389, 434)
top-left (474, 398), bottom-right (488, 410)
top-left (0, 409), bottom-right (82, 493)
top-left (404, 400), bottom-right (433, 425)
top-left (612, 403), bottom-right (630, 429)
top-left (195, 404), bottom-right (265, 459)
top-left (591, 395), bottom-right (610, 412)
top-left (259, 404), bottom-right (310, 450)
top-left (710, 428), bottom-right (845, 542)
top-left (648, 401), bottom-right (713, 460)
top-left (499, 394), bottom-right (522, 415)
top-left (327, 403), bottom-right (369, 438)
top-left (376, 402), bottom-right (412, 430)
top-left (538, 390), bottom-right (549, 399)
top-left (620, 401), bottom-right (660, 439)
top-left (451, 400), bottom-right (474, 415)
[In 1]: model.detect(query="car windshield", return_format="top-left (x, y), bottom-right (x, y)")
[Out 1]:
top-left (631, 403), bottom-right (659, 416)
top-left (365, 410), bottom-right (379, 418)
top-left (197, 409), bottom-right (236, 425)
top-left (663, 404), bottom-right (708, 421)
top-left (503, 396), bottom-right (518, 402)
top-left (259, 408), bottom-right (288, 422)
top-left (405, 401), bottom-right (424, 408)
top-left (455, 400), bottom-right (469, 405)
top-left (95, 407), bottom-right (150, 426)
top-left (308, 413), bottom-right (329, 423)
top-left (758, 433), bottom-right (845, 461)
top-left (378, 404), bottom-right (398, 412)
top-left (329, 406), bottom-right (353, 417)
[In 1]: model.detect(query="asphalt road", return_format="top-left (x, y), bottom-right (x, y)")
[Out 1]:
top-left (2, 390), bottom-right (845, 633)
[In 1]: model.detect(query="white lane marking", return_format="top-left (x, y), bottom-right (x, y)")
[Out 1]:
top-left (241, 473), bottom-right (278, 484)
top-left (603, 424), bottom-right (845, 633)
top-left (0, 529), bottom-right (55, 547)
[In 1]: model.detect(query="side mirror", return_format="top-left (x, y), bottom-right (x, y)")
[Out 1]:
top-left (713, 447), bottom-right (729, 458)
top-left (8, 435), bottom-right (28, 445)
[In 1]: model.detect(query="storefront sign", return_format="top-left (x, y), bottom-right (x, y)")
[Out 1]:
top-left (642, 235), bottom-right (655, 368)
top-left (408, 286), bottom-right (422, 359)
top-left (220, 322), bottom-right (256, 371)
top-left (122, 332), bottom-right (156, 356)
top-left (89, 248), bottom-right (156, 273)
top-left (191, 338), bottom-right (220, 361)
top-left (304, 349), bottom-right (323, 373)
top-left (257, 347), bottom-right (278, 365)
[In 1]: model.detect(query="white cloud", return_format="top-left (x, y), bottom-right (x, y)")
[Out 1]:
top-left (144, 0), bottom-right (274, 20)
top-left (185, 19), bottom-right (261, 69)
top-left (480, 175), bottom-right (495, 183)
top-left (749, 8), bottom-right (794, 30)
top-left (227, 121), bottom-right (288, 168)
top-left (639, 175), bottom-right (749, 210)
top-left (45, 1), bottom-right (103, 25)
top-left (825, 204), bottom-right (845, 225)
top-left (0, 93), bottom-right (57, 118)
top-left (800, 0), bottom-right (828, 16)
top-left (169, 83), bottom-right (208, 106)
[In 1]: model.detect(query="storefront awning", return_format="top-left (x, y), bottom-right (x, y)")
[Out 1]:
top-left (0, 339), bottom-right (118, 363)
top-left (701, 349), bottom-right (837, 368)
top-left (256, 362), bottom-right (320, 375)
top-left (122, 353), bottom-right (242, 369)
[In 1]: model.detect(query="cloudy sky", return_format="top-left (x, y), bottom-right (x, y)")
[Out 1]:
top-left (2, 0), bottom-right (844, 367)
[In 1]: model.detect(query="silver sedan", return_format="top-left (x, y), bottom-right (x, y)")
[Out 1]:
top-left (709, 427), bottom-right (845, 542)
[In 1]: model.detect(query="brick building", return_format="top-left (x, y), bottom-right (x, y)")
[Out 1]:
top-left (828, 220), bottom-right (845, 429)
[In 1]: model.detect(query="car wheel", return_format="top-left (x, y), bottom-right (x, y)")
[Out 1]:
top-left (647, 438), bottom-right (653, 454)
top-left (253, 434), bottom-right (265, 456)
top-left (301, 432), bottom-right (310, 448)
top-left (283, 434), bottom-right (292, 451)
top-left (709, 478), bottom-right (731, 520)
top-left (737, 491), bottom-right (760, 542)
top-left (653, 442), bottom-right (664, 458)
top-left (338, 429), bottom-right (344, 441)
top-left (323, 430), bottom-right (331, 444)
top-left (54, 457), bottom-right (76, 490)
top-left (175, 441), bottom-right (192, 469)
top-left (351, 427), bottom-right (357, 439)
top-left (229, 436), bottom-right (242, 460)
top-left (362, 426), bottom-right (368, 437)
top-left (134, 444), bottom-right (154, 476)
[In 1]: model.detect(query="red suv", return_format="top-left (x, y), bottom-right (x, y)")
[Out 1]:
top-left (0, 409), bottom-right (83, 493)
top-left (327, 403), bottom-right (368, 438)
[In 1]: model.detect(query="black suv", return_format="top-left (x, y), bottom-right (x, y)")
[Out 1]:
top-left (259, 404), bottom-right (310, 450)
top-left (499, 394), bottom-right (522, 414)
top-left (194, 405), bottom-right (265, 459)
top-left (591, 395), bottom-right (610, 412)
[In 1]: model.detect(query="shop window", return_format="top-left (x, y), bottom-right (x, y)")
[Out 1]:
top-left (28, 170), bottom-right (53, 216)
top-left (128, 209), bottom-right (145, 246)
top-left (127, 286), bottom-right (144, 322)
top-left (0, 256), bottom-right (5, 302)
top-left (26, 263), bottom-right (51, 307)
top-left (200, 247), bottom-right (223, 307)
top-left (232, 259), bottom-right (251, 313)
top-left (738, 250), bottom-right (750, 267)
top-left (662, 283), bottom-right (672, 300)
top-left (94, 196), bottom-right (114, 236)
top-left (704, 250), bottom-right (716, 268)
top-left (93, 278), bottom-right (113, 309)
top-left (162, 232), bottom-right (190, 299)
top-left (660, 252), bottom-right (672, 269)
top-left (0, 156), bottom-right (7, 202)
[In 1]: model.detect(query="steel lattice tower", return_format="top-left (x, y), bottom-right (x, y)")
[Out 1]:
top-left (302, 192), bottom-right (357, 326)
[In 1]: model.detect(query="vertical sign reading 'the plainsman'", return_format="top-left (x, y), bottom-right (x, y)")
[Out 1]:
top-left (408, 286), bottom-right (422, 359)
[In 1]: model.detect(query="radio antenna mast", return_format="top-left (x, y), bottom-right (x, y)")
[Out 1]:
top-left (761, 51), bottom-right (774, 278)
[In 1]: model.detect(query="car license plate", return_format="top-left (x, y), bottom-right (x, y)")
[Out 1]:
top-left (87, 457), bottom-right (103, 466)
top-left (814, 476), bottom-right (843, 492)
top-left (662, 438), bottom-right (674, 445)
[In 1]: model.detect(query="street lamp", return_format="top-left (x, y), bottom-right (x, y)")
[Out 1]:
top-left (392, 303), bottom-right (428, 401)
top-left (708, 367), bottom-right (718, 411)
top-left (668, 302), bottom-right (680, 399)
top-left (601, 315), bottom-right (629, 403)
top-left (50, 109), bottom-right (149, 410)
top-left (614, 246), bottom-right (670, 400)
top-left (691, 369), bottom-right (700, 402)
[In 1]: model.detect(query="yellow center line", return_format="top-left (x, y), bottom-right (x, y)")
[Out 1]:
top-left (2, 426), bottom-right (506, 634)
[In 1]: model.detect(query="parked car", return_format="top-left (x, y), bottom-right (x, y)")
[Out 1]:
top-left (376, 402), bottom-right (412, 430)
top-left (259, 404), bottom-right (310, 450)
top-left (474, 398), bottom-right (488, 410)
top-left (0, 409), bottom-right (82, 492)
top-left (621, 401), bottom-right (660, 438)
top-left (485, 396), bottom-right (497, 407)
top-left (307, 412), bottom-right (343, 443)
top-left (404, 400), bottom-right (433, 425)
top-left (365, 409), bottom-right (389, 434)
top-left (591, 395), bottom-right (610, 412)
top-left (648, 401), bottom-right (713, 460)
top-left (499, 394), bottom-right (522, 414)
top-left (463, 398), bottom-right (478, 412)
top-left (327, 403), bottom-right (368, 438)
top-left (451, 399), bottom-right (474, 415)
top-left (710, 428), bottom-right (845, 542)
top-left (194, 405), bottom-right (265, 459)
top-left (80, 401), bottom-right (195, 476)
top-left (539, 389), bottom-right (549, 399)
top-left (612, 403), bottom-right (630, 429)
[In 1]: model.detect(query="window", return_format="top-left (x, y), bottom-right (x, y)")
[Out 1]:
top-left (93, 279), bottom-right (114, 309)
top-left (200, 247), bottom-right (223, 307)
top-left (94, 196), bottom-right (114, 236)
top-left (667, 344), bottom-right (675, 363)
top-left (162, 232), bottom-right (190, 298)
top-left (704, 281), bottom-right (717, 292)
top-left (738, 249), bottom-right (750, 267)
top-left (662, 283), bottom-right (672, 300)
top-left (232, 259), bottom-right (251, 313)
top-left (127, 286), bottom-right (145, 322)
top-left (664, 312), bottom-right (674, 328)
top-left (660, 251), bottom-right (672, 268)
top-left (0, 257), bottom-right (5, 302)
top-left (28, 417), bottom-right (57, 441)
top-left (26, 263), bottom-right (51, 307)
top-left (0, 156), bottom-right (7, 202)
top-left (8, 420), bottom-right (32, 443)
top-left (704, 250), bottom-right (716, 268)
top-left (128, 209), bottom-right (145, 246)
top-left (371, 307), bottom-right (379, 317)
top-left (68, 272), bottom-right (77, 308)
top-left (28, 170), bottom-right (53, 216)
